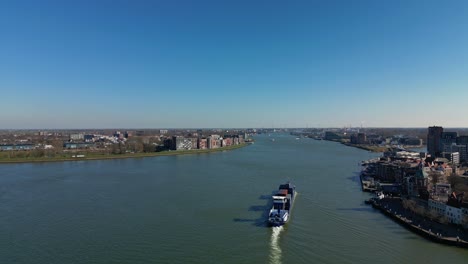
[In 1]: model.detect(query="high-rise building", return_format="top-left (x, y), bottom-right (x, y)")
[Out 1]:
top-left (455, 136), bottom-right (468, 162)
top-left (427, 126), bottom-right (443, 157)
top-left (457, 135), bottom-right (468, 145)
top-left (457, 146), bottom-right (467, 162)
top-left (440, 132), bottom-right (458, 153)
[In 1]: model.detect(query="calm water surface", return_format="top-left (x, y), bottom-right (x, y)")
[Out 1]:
top-left (1, 135), bottom-right (467, 263)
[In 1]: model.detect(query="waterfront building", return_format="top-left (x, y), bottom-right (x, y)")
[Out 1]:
top-left (376, 162), bottom-right (404, 183)
top-left (446, 205), bottom-right (463, 224)
top-left (428, 199), bottom-right (446, 217)
top-left (211, 138), bottom-right (220, 149)
top-left (0, 144), bottom-right (35, 151)
top-left (446, 192), bottom-right (468, 225)
top-left (163, 138), bottom-right (173, 150)
top-left (221, 137), bottom-right (232, 147)
top-left (427, 126), bottom-right (443, 157)
top-left (198, 138), bottom-right (207, 149)
top-left (206, 136), bottom-right (212, 149)
top-left (206, 135), bottom-right (221, 149)
top-left (191, 138), bottom-right (198, 149)
top-left (428, 191), bottom-right (468, 226)
top-left (172, 136), bottom-right (192, 150)
top-left (63, 142), bottom-right (95, 149)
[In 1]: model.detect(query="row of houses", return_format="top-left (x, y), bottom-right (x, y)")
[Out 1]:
top-left (428, 192), bottom-right (468, 226)
top-left (0, 144), bottom-right (35, 151)
top-left (165, 135), bottom-right (246, 151)
top-left (0, 144), bottom-right (56, 151)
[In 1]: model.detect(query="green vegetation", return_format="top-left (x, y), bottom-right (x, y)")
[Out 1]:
top-left (342, 142), bottom-right (389, 152)
top-left (448, 175), bottom-right (468, 202)
top-left (0, 143), bottom-right (249, 164)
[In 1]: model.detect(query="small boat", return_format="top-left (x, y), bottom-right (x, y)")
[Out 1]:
top-left (268, 182), bottom-right (296, 226)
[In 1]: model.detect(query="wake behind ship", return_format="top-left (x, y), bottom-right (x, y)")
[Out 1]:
top-left (268, 182), bottom-right (296, 226)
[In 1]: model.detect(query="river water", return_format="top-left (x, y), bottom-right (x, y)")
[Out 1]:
top-left (0, 134), bottom-right (467, 263)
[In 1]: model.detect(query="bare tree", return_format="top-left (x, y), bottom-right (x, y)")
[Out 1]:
top-left (406, 200), bottom-right (417, 216)
top-left (402, 199), bottom-right (409, 210)
top-left (415, 205), bottom-right (425, 217)
top-left (462, 215), bottom-right (468, 229)
top-left (427, 209), bottom-right (439, 221)
top-left (439, 215), bottom-right (449, 225)
top-left (430, 171), bottom-right (440, 186)
top-left (111, 144), bottom-right (120, 154)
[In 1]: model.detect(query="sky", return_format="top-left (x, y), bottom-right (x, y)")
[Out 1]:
top-left (1, 0), bottom-right (468, 129)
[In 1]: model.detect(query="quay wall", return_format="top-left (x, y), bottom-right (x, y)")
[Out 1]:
top-left (370, 200), bottom-right (468, 249)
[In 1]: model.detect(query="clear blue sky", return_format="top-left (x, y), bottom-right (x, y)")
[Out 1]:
top-left (1, 0), bottom-right (468, 129)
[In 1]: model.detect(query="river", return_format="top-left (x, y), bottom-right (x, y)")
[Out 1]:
top-left (0, 134), bottom-right (467, 263)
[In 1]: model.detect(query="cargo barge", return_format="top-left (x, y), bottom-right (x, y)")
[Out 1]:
top-left (268, 182), bottom-right (296, 226)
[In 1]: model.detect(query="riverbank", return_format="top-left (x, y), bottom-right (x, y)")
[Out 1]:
top-left (320, 138), bottom-right (388, 152)
top-left (342, 142), bottom-right (388, 152)
top-left (369, 197), bottom-right (468, 249)
top-left (0, 143), bottom-right (250, 164)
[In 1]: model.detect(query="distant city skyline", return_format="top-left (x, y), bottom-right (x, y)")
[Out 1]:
top-left (1, 1), bottom-right (468, 129)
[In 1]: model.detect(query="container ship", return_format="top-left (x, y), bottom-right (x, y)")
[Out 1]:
top-left (268, 182), bottom-right (296, 226)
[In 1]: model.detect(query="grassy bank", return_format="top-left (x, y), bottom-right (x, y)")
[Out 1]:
top-left (323, 139), bottom-right (388, 152)
top-left (0, 143), bottom-right (249, 164)
top-left (342, 143), bottom-right (389, 152)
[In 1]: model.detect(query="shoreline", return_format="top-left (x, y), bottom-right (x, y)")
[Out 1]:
top-left (357, 140), bottom-right (467, 249)
top-left (341, 142), bottom-right (388, 152)
top-left (0, 143), bottom-right (250, 164)
top-left (369, 198), bottom-right (468, 249)
top-left (323, 138), bottom-right (424, 153)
